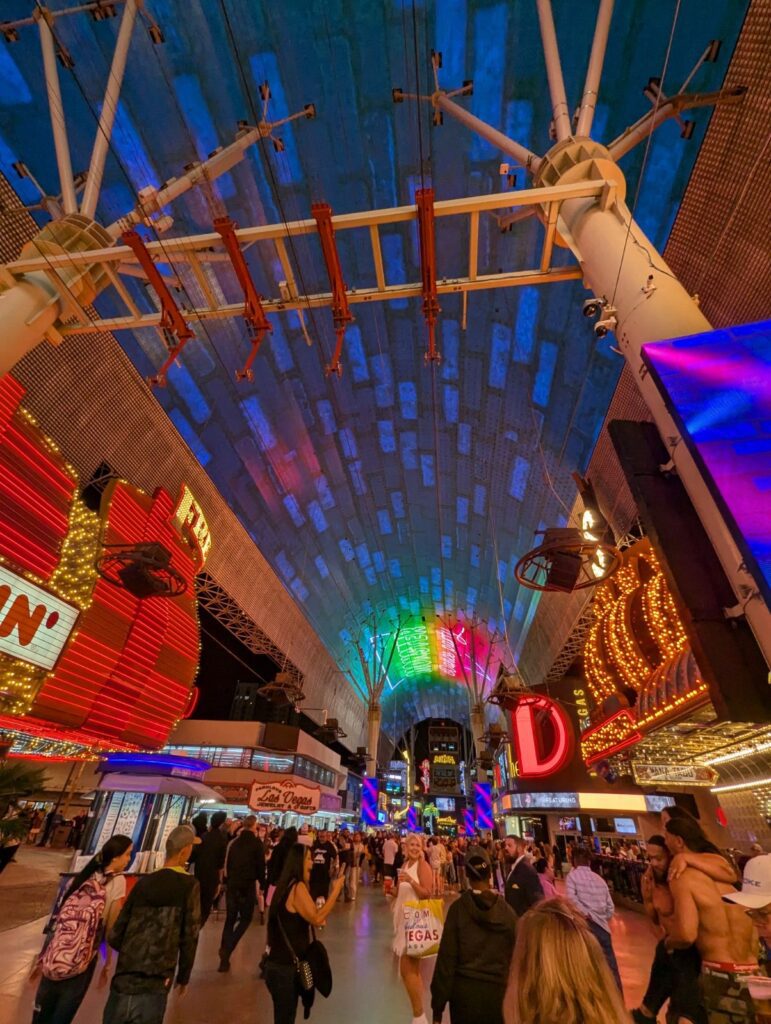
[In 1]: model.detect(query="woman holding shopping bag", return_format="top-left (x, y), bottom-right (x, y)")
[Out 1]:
top-left (394, 833), bottom-right (439, 1024)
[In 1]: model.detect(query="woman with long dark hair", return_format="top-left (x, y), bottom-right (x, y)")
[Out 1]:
top-left (266, 826), bottom-right (298, 906)
top-left (30, 834), bottom-right (133, 1024)
top-left (265, 843), bottom-right (344, 1024)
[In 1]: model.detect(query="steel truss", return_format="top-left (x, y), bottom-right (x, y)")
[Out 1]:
top-left (195, 573), bottom-right (304, 688)
top-left (0, 178), bottom-right (608, 341)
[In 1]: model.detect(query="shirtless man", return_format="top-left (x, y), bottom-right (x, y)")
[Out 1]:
top-left (633, 836), bottom-right (706, 1024)
top-left (665, 817), bottom-right (758, 1023)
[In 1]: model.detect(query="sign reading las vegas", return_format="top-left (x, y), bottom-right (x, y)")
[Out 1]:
top-left (0, 566), bottom-right (79, 671)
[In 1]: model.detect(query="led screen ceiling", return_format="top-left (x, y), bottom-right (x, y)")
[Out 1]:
top-left (0, 1), bottom-right (747, 728)
top-left (643, 321), bottom-right (771, 607)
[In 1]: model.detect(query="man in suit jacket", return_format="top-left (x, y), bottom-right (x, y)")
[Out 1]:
top-left (503, 835), bottom-right (543, 916)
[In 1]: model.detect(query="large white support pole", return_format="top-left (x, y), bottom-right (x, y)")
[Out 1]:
top-left (435, 94), bottom-right (541, 172)
top-left (469, 702), bottom-right (487, 783)
top-left (0, 275), bottom-right (61, 375)
top-left (37, 10), bottom-right (77, 215)
top-left (367, 703), bottom-right (382, 777)
top-left (80, 0), bottom-right (138, 220)
top-left (536, 0), bottom-right (572, 142)
top-left (575, 0), bottom-right (614, 137)
top-left (556, 185), bottom-right (771, 664)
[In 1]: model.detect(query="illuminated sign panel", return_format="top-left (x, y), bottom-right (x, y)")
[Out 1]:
top-left (0, 566), bottom-right (78, 670)
top-left (506, 792), bottom-right (579, 810)
top-left (474, 782), bottom-right (493, 829)
top-left (642, 321), bottom-right (771, 605)
top-left (173, 484), bottom-right (212, 565)
top-left (361, 776), bottom-right (378, 826)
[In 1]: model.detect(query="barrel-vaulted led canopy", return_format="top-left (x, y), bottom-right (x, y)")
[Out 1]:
top-left (0, 0), bottom-right (746, 739)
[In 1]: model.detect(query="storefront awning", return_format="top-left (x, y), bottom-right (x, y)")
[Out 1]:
top-left (98, 773), bottom-right (221, 801)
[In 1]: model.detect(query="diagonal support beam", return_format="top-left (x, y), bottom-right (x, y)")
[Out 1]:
top-left (416, 187), bottom-right (441, 363)
top-left (80, 0), bottom-right (138, 219)
top-left (311, 202), bottom-right (353, 377)
top-left (608, 86), bottom-right (746, 160)
top-left (214, 216), bottom-right (272, 382)
top-left (121, 229), bottom-right (193, 386)
top-left (36, 7), bottom-right (77, 215)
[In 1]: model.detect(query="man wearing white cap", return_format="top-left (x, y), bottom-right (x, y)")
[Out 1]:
top-left (723, 853), bottom-right (771, 1022)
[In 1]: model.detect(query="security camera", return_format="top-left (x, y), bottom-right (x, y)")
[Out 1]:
top-left (594, 311), bottom-right (618, 338)
top-left (582, 297), bottom-right (606, 319)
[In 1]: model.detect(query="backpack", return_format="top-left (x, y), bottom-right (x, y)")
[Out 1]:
top-left (40, 875), bottom-right (106, 980)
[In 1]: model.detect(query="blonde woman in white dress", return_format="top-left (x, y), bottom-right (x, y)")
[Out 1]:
top-left (393, 833), bottom-right (435, 1024)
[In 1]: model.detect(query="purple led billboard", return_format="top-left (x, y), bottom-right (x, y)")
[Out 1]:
top-left (642, 321), bottom-right (771, 605)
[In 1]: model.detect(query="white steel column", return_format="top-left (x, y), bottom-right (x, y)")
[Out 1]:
top-left (575, 0), bottom-right (614, 137)
top-left (80, 0), bottom-right (138, 219)
top-left (367, 702), bottom-right (382, 776)
top-left (0, 275), bottom-right (61, 375)
top-left (469, 703), bottom-right (487, 783)
top-left (557, 188), bottom-right (771, 663)
top-left (37, 9), bottom-right (77, 215)
top-left (536, 0), bottom-right (572, 141)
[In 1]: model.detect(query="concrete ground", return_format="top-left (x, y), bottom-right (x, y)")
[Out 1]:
top-left (0, 845), bottom-right (71, 932)
top-left (0, 880), bottom-right (658, 1023)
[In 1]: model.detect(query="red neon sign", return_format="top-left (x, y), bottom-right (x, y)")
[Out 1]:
top-left (510, 695), bottom-right (575, 778)
top-left (0, 375), bottom-right (201, 751)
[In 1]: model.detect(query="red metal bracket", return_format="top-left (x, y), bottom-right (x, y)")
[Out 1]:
top-left (121, 229), bottom-right (194, 387)
top-left (416, 187), bottom-right (441, 364)
top-left (311, 202), bottom-right (353, 377)
top-left (214, 216), bottom-right (272, 382)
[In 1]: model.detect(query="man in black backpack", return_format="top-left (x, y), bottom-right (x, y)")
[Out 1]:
top-left (105, 825), bottom-right (201, 1024)
top-left (219, 815), bottom-right (266, 972)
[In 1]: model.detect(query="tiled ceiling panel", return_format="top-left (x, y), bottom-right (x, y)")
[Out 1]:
top-left (0, 1), bottom-right (749, 735)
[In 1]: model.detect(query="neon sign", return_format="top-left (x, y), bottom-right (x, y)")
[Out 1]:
top-left (0, 374), bottom-right (203, 750)
top-left (419, 758), bottom-right (431, 793)
top-left (510, 695), bottom-right (574, 778)
top-left (173, 484), bottom-right (211, 565)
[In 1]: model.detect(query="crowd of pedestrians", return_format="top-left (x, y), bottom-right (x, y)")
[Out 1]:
top-left (23, 807), bottom-right (771, 1024)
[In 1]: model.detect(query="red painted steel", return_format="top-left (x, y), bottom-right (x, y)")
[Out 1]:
top-left (121, 229), bottom-right (194, 386)
top-left (416, 187), bottom-right (441, 363)
top-left (213, 216), bottom-right (272, 381)
top-left (311, 202), bottom-right (353, 377)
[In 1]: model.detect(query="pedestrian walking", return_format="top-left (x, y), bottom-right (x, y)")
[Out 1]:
top-left (103, 825), bottom-right (201, 1024)
top-left (565, 845), bottom-right (622, 990)
top-left (31, 835), bottom-right (133, 1024)
top-left (265, 843), bottom-right (344, 1024)
top-left (219, 814), bottom-right (266, 972)
top-left (431, 846), bottom-right (518, 1024)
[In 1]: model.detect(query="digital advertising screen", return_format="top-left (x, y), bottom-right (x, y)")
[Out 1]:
top-left (614, 817), bottom-right (639, 835)
top-left (642, 321), bottom-right (771, 605)
top-left (436, 797), bottom-right (456, 812)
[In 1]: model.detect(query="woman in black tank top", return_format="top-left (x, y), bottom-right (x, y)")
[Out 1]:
top-left (265, 843), bottom-right (345, 1023)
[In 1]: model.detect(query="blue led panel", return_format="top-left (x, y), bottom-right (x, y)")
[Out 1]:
top-left (643, 321), bottom-right (771, 606)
